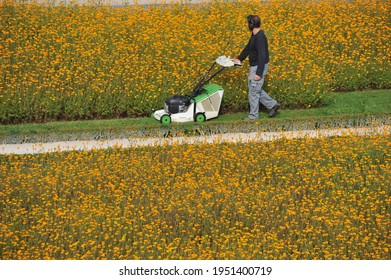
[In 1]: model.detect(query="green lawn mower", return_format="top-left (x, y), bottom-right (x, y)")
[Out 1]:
top-left (152, 56), bottom-right (238, 124)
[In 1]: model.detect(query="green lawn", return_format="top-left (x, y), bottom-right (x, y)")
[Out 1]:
top-left (1, 89), bottom-right (390, 144)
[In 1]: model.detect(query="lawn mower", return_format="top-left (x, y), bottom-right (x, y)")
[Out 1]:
top-left (152, 56), bottom-right (238, 124)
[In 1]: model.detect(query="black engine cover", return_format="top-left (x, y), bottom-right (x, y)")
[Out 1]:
top-left (165, 95), bottom-right (190, 114)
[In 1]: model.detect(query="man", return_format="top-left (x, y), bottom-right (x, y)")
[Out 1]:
top-left (234, 15), bottom-right (280, 119)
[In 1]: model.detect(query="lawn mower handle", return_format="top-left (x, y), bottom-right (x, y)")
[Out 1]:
top-left (191, 57), bottom-right (241, 97)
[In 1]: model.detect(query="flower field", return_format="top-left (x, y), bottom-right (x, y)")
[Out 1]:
top-left (1, 135), bottom-right (390, 259)
top-left (1, 0), bottom-right (390, 123)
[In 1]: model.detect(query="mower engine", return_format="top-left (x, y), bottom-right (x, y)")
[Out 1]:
top-left (164, 95), bottom-right (190, 114)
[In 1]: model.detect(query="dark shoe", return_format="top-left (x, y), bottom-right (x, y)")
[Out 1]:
top-left (269, 104), bottom-right (280, 117)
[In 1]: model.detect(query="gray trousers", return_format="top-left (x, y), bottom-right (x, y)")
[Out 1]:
top-left (248, 64), bottom-right (278, 119)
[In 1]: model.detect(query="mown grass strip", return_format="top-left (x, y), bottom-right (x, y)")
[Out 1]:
top-left (0, 89), bottom-right (390, 144)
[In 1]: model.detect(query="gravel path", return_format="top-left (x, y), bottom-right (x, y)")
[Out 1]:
top-left (1, 125), bottom-right (389, 155)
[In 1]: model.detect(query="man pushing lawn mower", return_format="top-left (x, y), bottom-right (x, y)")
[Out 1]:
top-left (234, 15), bottom-right (280, 119)
top-left (152, 15), bottom-right (278, 124)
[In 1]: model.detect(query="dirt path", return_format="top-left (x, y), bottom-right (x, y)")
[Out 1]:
top-left (1, 125), bottom-right (389, 155)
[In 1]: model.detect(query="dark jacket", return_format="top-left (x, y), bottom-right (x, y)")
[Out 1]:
top-left (238, 30), bottom-right (270, 77)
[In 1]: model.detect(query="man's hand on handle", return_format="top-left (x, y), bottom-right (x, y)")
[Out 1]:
top-left (233, 58), bottom-right (242, 66)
